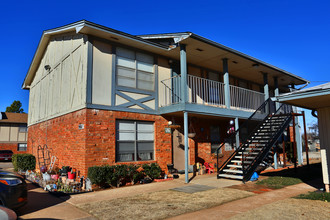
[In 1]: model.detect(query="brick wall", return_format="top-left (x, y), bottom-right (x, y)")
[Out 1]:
top-left (0, 143), bottom-right (27, 154)
top-left (27, 109), bottom-right (172, 176)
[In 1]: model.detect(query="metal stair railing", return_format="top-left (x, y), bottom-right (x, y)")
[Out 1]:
top-left (216, 98), bottom-right (273, 175)
top-left (216, 98), bottom-right (293, 178)
top-left (241, 111), bottom-right (293, 182)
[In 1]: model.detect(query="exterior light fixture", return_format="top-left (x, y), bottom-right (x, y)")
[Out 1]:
top-left (44, 65), bottom-right (51, 71)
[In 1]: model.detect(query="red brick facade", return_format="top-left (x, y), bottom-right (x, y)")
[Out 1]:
top-left (27, 108), bottom-right (237, 176)
top-left (28, 109), bottom-right (172, 176)
top-left (0, 143), bottom-right (27, 154)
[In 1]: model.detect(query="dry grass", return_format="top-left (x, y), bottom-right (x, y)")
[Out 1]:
top-left (230, 198), bottom-right (330, 220)
top-left (77, 187), bottom-right (253, 220)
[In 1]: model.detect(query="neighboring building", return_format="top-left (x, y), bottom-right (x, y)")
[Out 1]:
top-left (22, 20), bottom-right (308, 176)
top-left (276, 82), bottom-right (330, 192)
top-left (0, 112), bottom-right (28, 154)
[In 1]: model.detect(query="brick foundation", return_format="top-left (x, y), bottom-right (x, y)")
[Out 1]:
top-left (0, 143), bottom-right (27, 154)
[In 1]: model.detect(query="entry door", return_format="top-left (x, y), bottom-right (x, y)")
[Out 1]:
top-left (172, 129), bottom-right (186, 171)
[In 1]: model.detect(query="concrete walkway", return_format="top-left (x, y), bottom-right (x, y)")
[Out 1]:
top-left (168, 182), bottom-right (317, 220)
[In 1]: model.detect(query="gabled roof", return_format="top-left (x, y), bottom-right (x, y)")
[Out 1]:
top-left (22, 20), bottom-right (309, 90)
top-left (0, 112), bottom-right (28, 124)
top-left (275, 82), bottom-right (330, 109)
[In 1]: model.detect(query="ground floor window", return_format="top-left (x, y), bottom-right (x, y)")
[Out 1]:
top-left (116, 120), bottom-right (154, 162)
top-left (18, 143), bottom-right (27, 151)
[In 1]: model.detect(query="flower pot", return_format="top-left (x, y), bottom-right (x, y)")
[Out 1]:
top-left (51, 174), bottom-right (59, 181)
top-left (68, 173), bottom-right (76, 180)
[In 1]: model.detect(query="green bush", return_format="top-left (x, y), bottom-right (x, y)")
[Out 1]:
top-left (88, 166), bottom-right (110, 187)
top-left (87, 163), bottom-right (162, 188)
top-left (12, 154), bottom-right (36, 171)
top-left (142, 163), bottom-right (162, 180)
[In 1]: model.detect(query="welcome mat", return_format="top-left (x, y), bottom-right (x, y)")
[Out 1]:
top-left (171, 184), bottom-right (216, 193)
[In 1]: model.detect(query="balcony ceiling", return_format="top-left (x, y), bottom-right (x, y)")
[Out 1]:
top-left (160, 36), bottom-right (308, 89)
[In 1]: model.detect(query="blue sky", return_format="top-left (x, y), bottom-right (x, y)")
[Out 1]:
top-left (1, 0), bottom-right (328, 127)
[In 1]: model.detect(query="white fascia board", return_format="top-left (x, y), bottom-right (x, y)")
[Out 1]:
top-left (276, 89), bottom-right (330, 102)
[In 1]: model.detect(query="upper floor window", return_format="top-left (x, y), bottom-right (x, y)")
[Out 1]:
top-left (19, 125), bottom-right (28, 133)
top-left (116, 47), bottom-right (154, 91)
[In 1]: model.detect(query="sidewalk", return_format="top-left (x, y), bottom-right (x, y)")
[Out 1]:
top-left (168, 182), bottom-right (317, 220)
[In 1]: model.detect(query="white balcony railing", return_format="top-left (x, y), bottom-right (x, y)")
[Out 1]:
top-left (160, 75), bottom-right (265, 111)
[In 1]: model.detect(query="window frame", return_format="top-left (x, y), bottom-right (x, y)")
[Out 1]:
top-left (17, 143), bottom-right (27, 151)
top-left (19, 125), bottom-right (28, 133)
top-left (116, 47), bottom-right (155, 91)
top-left (116, 120), bottom-right (155, 162)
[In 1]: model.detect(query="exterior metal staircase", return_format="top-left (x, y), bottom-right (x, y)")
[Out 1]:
top-left (216, 99), bottom-right (293, 182)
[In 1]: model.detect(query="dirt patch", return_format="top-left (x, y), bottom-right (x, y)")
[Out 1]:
top-left (230, 198), bottom-right (330, 220)
top-left (227, 177), bottom-right (273, 194)
top-left (77, 187), bottom-right (253, 220)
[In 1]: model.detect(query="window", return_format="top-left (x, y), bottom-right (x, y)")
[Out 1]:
top-left (18, 143), bottom-right (27, 151)
top-left (116, 120), bottom-right (154, 162)
top-left (116, 47), bottom-right (154, 91)
top-left (210, 126), bottom-right (221, 154)
top-left (19, 125), bottom-right (28, 133)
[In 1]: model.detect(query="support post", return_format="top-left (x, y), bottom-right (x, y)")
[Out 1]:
top-left (180, 44), bottom-right (188, 104)
top-left (283, 134), bottom-right (287, 168)
top-left (263, 73), bottom-right (269, 101)
top-left (292, 114), bottom-right (297, 171)
top-left (235, 117), bottom-right (239, 149)
top-left (274, 151), bottom-right (278, 169)
top-left (184, 111), bottom-right (189, 183)
top-left (302, 111), bottom-right (310, 167)
top-left (223, 58), bottom-right (231, 109)
top-left (274, 77), bottom-right (280, 110)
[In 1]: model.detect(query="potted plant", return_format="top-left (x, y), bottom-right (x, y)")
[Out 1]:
top-left (68, 168), bottom-right (76, 180)
top-left (51, 166), bottom-right (60, 181)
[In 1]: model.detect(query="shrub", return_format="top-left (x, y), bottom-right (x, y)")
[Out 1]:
top-left (142, 163), bottom-right (162, 180)
top-left (12, 154), bottom-right (36, 171)
top-left (127, 165), bottom-right (144, 184)
top-left (88, 166), bottom-right (110, 187)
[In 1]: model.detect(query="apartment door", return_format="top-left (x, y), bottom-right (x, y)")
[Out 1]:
top-left (172, 129), bottom-right (186, 171)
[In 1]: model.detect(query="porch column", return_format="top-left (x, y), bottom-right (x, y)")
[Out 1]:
top-left (263, 73), bottom-right (269, 101)
top-left (274, 77), bottom-right (280, 110)
top-left (273, 77), bottom-right (279, 169)
top-left (290, 85), bottom-right (303, 165)
top-left (180, 44), bottom-right (189, 183)
top-left (235, 117), bottom-right (239, 149)
top-left (180, 44), bottom-right (188, 104)
top-left (223, 58), bottom-right (231, 108)
top-left (184, 111), bottom-right (189, 183)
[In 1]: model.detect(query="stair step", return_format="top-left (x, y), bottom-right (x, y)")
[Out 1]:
top-left (223, 169), bottom-right (243, 174)
top-left (227, 164), bottom-right (242, 168)
top-left (230, 160), bottom-right (252, 164)
top-left (218, 174), bottom-right (243, 180)
top-left (244, 148), bottom-right (262, 151)
top-left (235, 156), bottom-right (255, 159)
top-left (238, 152), bottom-right (259, 155)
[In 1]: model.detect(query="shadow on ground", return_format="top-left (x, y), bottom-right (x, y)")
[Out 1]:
top-left (260, 163), bottom-right (323, 189)
top-left (15, 182), bottom-right (69, 217)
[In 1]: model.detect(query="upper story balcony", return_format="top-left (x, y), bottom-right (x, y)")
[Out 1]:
top-left (159, 74), bottom-right (265, 118)
top-left (161, 74), bottom-right (265, 110)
